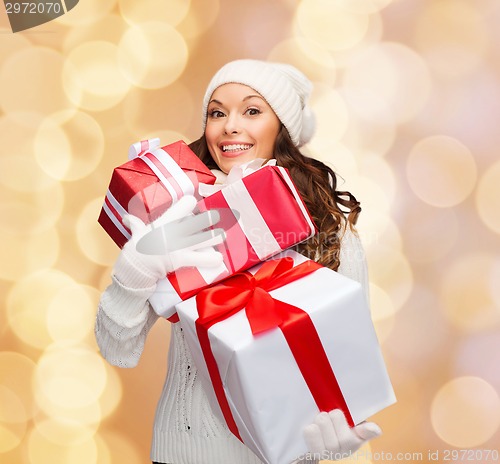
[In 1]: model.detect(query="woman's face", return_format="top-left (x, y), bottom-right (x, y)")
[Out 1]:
top-left (205, 83), bottom-right (281, 174)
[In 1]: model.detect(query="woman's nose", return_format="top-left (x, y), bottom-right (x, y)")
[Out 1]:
top-left (223, 113), bottom-right (241, 134)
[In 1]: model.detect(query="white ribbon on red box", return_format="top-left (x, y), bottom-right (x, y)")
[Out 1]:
top-left (101, 138), bottom-right (197, 243)
top-left (198, 158), bottom-right (277, 196)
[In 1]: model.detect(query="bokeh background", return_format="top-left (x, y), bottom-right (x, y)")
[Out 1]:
top-left (1, 0), bottom-right (500, 462)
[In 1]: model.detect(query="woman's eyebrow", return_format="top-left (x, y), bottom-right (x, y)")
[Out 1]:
top-left (208, 95), bottom-right (265, 106)
top-left (243, 94), bottom-right (265, 101)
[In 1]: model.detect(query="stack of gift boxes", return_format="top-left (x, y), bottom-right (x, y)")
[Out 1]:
top-left (98, 139), bottom-right (396, 464)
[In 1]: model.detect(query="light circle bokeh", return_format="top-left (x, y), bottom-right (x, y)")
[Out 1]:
top-left (306, 141), bottom-right (358, 182)
top-left (440, 253), bottom-right (499, 331)
top-left (0, 352), bottom-right (37, 420)
top-left (343, 42), bottom-right (431, 123)
top-left (414, 0), bottom-right (488, 78)
top-left (455, 332), bottom-right (500, 391)
top-left (268, 37), bottom-right (337, 84)
top-left (63, 14), bottom-right (127, 53)
top-left (0, 385), bottom-right (27, 425)
top-left (0, 225), bottom-right (59, 282)
top-left (0, 47), bottom-right (77, 123)
top-left (0, 27), bottom-right (32, 63)
top-left (176, 0), bottom-right (221, 39)
top-left (346, 174), bottom-right (392, 215)
top-left (34, 110), bottom-right (105, 182)
top-left (431, 376), bottom-right (500, 447)
top-left (34, 417), bottom-right (98, 447)
top-left (63, 41), bottom-right (132, 111)
top-left (76, 197), bottom-right (119, 267)
top-left (490, 260), bottom-right (500, 311)
top-left (34, 343), bottom-right (108, 410)
top-left (310, 84), bottom-right (350, 143)
top-left (118, 22), bottom-right (189, 89)
top-left (0, 351), bottom-right (36, 454)
top-left (27, 427), bottom-right (98, 464)
top-left (98, 364), bottom-right (123, 421)
top-left (296, 0), bottom-right (370, 51)
top-left (369, 282), bottom-right (396, 322)
top-left (34, 389), bottom-right (103, 430)
top-left (400, 204), bottom-right (459, 264)
top-left (122, 82), bottom-right (194, 137)
top-left (54, 0), bottom-right (117, 26)
top-left (407, 135), bottom-right (477, 208)
top-left (334, 0), bottom-right (394, 14)
top-left (0, 182), bottom-right (65, 236)
top-left (6, 270), bottom-right (75, 349)
top-left (357, 210), bottom-right (403, 253)
top-left (95, 430), bottom-right (145, 464)
top-left (0, 154), bottom-right (56, 194)
top-left (0, 115), bottom-right (58, 193)
top-left (46, 284), bottom-right (98, 343)
top-left (119, 0), bottom-right (191, 27)
top-left (0, 351), bottom-right (37, 453)
top-left (340, 88), bottom-right (396, 156)
top-left (0, 386), bottom-right (27, 452)
top-left (384, 285), bottom-right (449, 368)
top-left (366, 245), bottom-right (413, 312)
top-left (476, 160), bottom-right (500, 235)
top-left (359, 153), bottom-right (397, 208)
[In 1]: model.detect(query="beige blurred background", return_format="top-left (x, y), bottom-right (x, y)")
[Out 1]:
top-left (1, 0), bottom-right (500, 462)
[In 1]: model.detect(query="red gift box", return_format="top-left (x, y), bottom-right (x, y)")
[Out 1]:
top-left (98, 140), bottom-right (216, 248)
top-left (150, 165), bottom-right (316, 320)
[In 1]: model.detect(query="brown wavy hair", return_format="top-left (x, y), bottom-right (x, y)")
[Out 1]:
top-left (189, 126), bottom-right (361, 270)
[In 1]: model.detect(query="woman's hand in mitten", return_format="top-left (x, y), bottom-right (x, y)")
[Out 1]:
top-left (120, 195), bottom-right (224, 282)
top-left (303, 409), bottom-right (381, 461)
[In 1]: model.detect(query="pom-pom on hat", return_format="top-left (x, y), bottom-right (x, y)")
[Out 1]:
top-left (202, 59), bottom-right (316, 147)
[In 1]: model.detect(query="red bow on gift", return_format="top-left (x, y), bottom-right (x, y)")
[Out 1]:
top-left (194, 257), bottom-right (354, 443)
top-left (196, 256), bottom-right (322, 335)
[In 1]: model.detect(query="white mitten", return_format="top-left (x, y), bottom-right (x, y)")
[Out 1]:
top-left (303, 409), bottom-right (382, 461)
top-left (120, 195), bottom-right (224, 282)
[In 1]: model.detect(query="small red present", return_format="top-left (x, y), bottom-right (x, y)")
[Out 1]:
top-left (149, 163), bottom-right (316, 320)
top-left (98, 139), bottom-right (216, 248)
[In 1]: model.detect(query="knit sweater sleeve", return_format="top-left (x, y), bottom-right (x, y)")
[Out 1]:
top-left (337, 227), bottom-right (370, 303)
top-left (95, 251), bottom-right (160, 368)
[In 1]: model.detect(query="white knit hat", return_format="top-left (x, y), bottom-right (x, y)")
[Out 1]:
top-left (202, 59), bottom-right (316, 147)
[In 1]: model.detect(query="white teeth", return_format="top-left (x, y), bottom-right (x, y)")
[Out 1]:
top-left (222, 144), bottom-right (252, 152)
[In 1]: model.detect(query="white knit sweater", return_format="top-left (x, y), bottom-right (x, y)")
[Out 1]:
top-left (95, 229), bottom-right (369, 464)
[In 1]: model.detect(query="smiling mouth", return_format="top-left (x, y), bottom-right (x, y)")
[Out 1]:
top-left (221, 143), bottom-right (253, 153)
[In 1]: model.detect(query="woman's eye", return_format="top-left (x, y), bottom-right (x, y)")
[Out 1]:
top-left (246, 108), bottom-right (261, 116)
top-left (209, 110), bottom-right (225, 118)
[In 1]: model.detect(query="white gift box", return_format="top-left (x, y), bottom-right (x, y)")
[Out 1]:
top-left (176, 250), bottom-right (396, 464)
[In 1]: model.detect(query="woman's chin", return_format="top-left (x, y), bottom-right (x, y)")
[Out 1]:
top-left (218, 156), bottom-right (251, 173)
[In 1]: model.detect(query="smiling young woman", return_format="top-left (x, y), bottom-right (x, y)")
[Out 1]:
top-left (190, 60), bottom-right (361, 272)
top-left (96, 59), bottom-right (380, 464)
top-left (203, 83), bottom-right (281, 174)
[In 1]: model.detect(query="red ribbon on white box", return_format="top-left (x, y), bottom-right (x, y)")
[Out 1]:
top-left (194, 257), bottom-right (354, 443)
